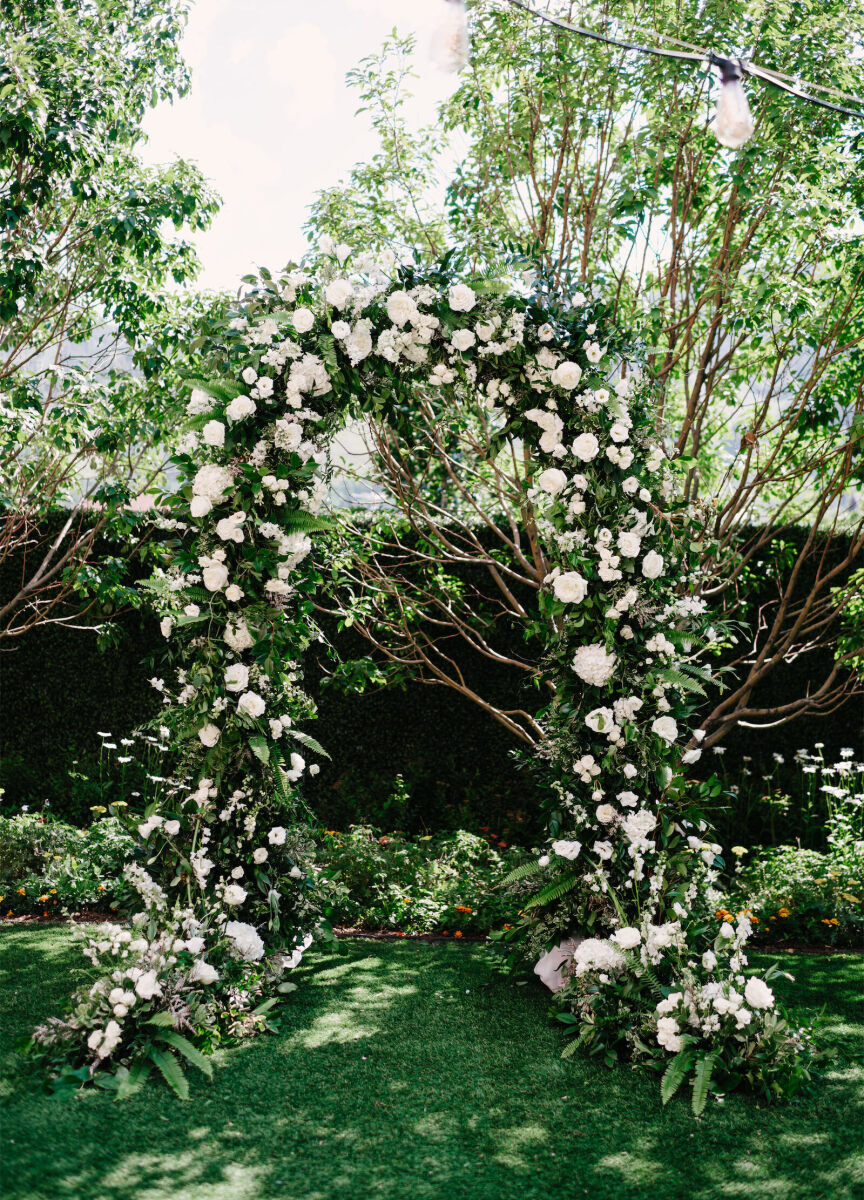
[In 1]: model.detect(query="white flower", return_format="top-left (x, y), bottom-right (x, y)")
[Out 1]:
top-left (451, 328), bottom-right (476, 352)
top-left (198, 723), bottom-right (221, 748)
top-left (189, 960), bottom-right (220, 985)
top-left (584, 341), bottom-right (604, 363)
top-left (345, 319), bottom-right (373, 364)
top-left (616, 790), bottom-right (639, 808)
top-left (331, 320), bottom-right (350, 339)
top-left (651, 716), bottom-right (679, 744)
top-left (538, 854), bottom-right (550, 867)
top-left (551, 361), bottom-right (582, 389)
top-left (241, 366), bottom-right (257, 385)
top-left (160, 617), bottom-right (173, 638)
top-left (617, 531), bottom-right (641, 558)
top-left (744, 977), bottom-right (775, 1010)
top-left (593, 839), bottom-right (613, 860)
top-left (642, 550), bottom-right (664, 579)
top-left (595, 803), bottom-right (617, 824)
top-left (537, 467), bottom-right (568, 495)
top-left (702, 950), bottom-right (717, 971)
top-left (238, 691), bottom-right (266, 718)
top-left (291, 307), bottom-right (315, 333)
top-left (609, 421), bottom-right (629, 443)
top-left (611, 927), bottom-right (641, 950)
top-left (572, 644), bottom-right (617, 686)
top-left (202, 420), bottom-right (225, 447)
top-left (164, 820), bottom-right (180, 837)
top-left (192, 464), bottom-right (233, 505)
top-left (571, 432), bottom-right (600, 462)
top-left (656, 1016), bottom-right (682, 1052)
top-left (552, 571), bottom-right (588, 604)
top-left (284, 751), bottom-right (306, 781)
top-left (223, 884), bottom-right (247, 906)
top-left (682, 748), bottom-right (702, 765)
top-left (226, 395), bottom-right (257, 422)
top-left (202, 563), bottom-right (229, 592)
top-left (187, 387), bottom-right (214, 415)
top-left (134, 970), bottom-right (161, 1000)
top-left (190, 495), bottom-right (212, 518)
top-left (386, 290), bottom-right (419, 326)
top-left (225, 920), bottom-right (265, 961)
top-left (573, 938), bottom-right (625, 973)
top-left (525, 408), bottom-right (564, 453)
top-left (622, 763), bottom-right (638, 779)
top-left (224, 663), bottom-right (249, 692)
top-left (551, 839), bottom-right (582, 860)
top-left (216, 511), bottom-right (246, 543)
top-left (325, 278), bottom-right (352, 309)
top-left (448, 283), bottom-right (477, 312)
top-left (253, 848), bottom-right (268, 864)
top-left (268, 826), bottom-right (287, 845)
top-left (225, 584), bottom-right (243, 603)
top-left (585, 706), bottom-right (615, 733)
top-left (225, 620), bottom-right (254, 653)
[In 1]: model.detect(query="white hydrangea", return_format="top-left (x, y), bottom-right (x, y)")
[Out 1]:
top-left (572, 644), bottom-right (617, 686)
top-left (225, 921), bottom-right (265, 961)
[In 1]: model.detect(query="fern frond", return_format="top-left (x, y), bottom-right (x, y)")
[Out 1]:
top-left (524, 874), bottom-right (581, 909)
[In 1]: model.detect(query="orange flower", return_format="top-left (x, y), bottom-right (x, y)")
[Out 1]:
top-left (39, 894), bottom-right (49, 902)
top-left (503, 923), bottom-right (512, 930)
top-left (778, 907), bottom-right (790, 918)
top-left (395, 931), bottom-right (406, 937)
top-left (454, 930), bottom-right (463, 938)
top-left (821, 917), bottom-right (839, 926)
top-left (98, 885), bottom-right (105, 892)
top-left (16, 888), bottom-right (25, 896)
top-left (454, 905), bottom-right (473, 913)
top-left (402, 897), bottom-right (411, 903)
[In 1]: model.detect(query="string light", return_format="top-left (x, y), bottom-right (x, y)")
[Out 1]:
top-left (497, 0), bottom-right (864, 143)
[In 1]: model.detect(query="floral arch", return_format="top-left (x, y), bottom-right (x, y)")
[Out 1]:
top-left (32, 245), bottom-right (807, 1106)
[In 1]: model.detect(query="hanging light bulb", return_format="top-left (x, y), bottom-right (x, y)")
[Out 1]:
top-left (710, 55), bottom-right (755, 149)
top-left (431, 0), bottom-right (468, 73)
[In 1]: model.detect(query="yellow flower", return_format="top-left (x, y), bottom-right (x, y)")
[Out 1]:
top-left (778, 907), bottom-right (790, 918)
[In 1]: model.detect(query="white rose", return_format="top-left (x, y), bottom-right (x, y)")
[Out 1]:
top-left (190, 495), bottom-right (212, 518)
top-left (609, 421), bottom-right (629, 443)
top-left (164, 820), bottom-right (180, 836)
top-left (238, 691), bottom-right (266, 718)
top-left (268, 826), bottom-right (287, 845)
top-left (386, 290), bottom-right (419, 327)
top-left (202, 420), bottom-right (225, 447)
top-left (325, 278), bottom-right (352, 309)
top-left (551, 839), bottom-right (582, 860)
top-left (160, 617), bottom-right (173, 639)
top-left (744, 977), bottom-right (775, 1010)
top-left (269, 718), bottom-right (284, 738)
top-left (198, 723), bottom-right (221, 748)
top-left (189, 959), bottom-right (220, 985)
top-left (134, 970), bottom-right (161, 1000)
top-left (702, 950), bottom-right (717, 971)
top-left (551, 361), bottom-right (582, 389)
top-left (451, 328), bottom-right (476, 351)
top-left (617, 531), bottom-right (641, 558)
top-left (642, 551), bottom-right (664, 579)
top-left (585, 706), bottom-right (615, 733)
top-left (448, 283), bottom-right (476, 312)
top-left (611, 927), bottom-right (641, 950)
top-left (225, 584), bottom-right (243, 602)
top-left (552, 571), bottom-right (588, 604)
top-left (572, 432), bottom-right (600, 462)
top-left (202, 563), bottom-right (229, 592)
top-left (537, 467), bottom-right (568, 495)
top-left (616, 790), bottom-right (639, 807)
top-left (253, 848), bottom-right (268, 864)
top-left (223, 884), bottom-right (247, 906)
top-left (593, 840), bottom-right (613, 861)
top-left (595, 803), bottom-right (617, 824)
top-left (291, 307), bottom-right (315, 333)
top-left (651, 716), bottom-right (679, 744)
top-left (331, 320), bottom-right (350, 339)
top-left (226, 394), bottom-right (257, 422)
top-left (224, 663), bottom-right (249, 692)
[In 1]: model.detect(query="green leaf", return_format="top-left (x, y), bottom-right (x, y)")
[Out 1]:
top-left (145, 1011), bottom-right (177, 1027)
top-left (183, 376), bottom-right (243, 403)
top-left (691, 1053), bottom-right (717, 1117)
top-left (249, 736), bottom-right (271, 764)
top-left (660, 1047), bottom-right (695, 1106)
top-left (287, 728), bottom-right (331, 759)
top-left (115, 1059), bottom-right (152, 1101)
top-left (154, 1031), bottom-right (213, 1079)
top-left (148, 1046), bottom-right (190, 1099)
top-left (523, 874), bottom-right (581, 909)
top-left (499, 859), bottom-right (544, 887)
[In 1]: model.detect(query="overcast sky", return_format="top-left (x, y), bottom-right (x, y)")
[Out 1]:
top-left (141, 0), bottom-right (456, 291)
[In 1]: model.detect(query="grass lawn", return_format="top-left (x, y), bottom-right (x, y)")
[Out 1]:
top-left (1, 926), bottom-right (862, 1200)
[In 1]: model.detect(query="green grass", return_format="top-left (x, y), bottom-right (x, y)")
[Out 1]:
top-left (1, 927), bottom-right (862, 1200)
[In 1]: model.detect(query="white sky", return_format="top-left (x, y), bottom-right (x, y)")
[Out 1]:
top-left (141, 0), bottom-right (456, 292)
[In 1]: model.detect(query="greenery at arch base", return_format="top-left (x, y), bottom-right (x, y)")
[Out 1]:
top-left (27, 245), bottom-right (816, 1112)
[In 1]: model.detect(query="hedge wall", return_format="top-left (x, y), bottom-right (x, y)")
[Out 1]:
top-left (1, 519), bottom-right (859, 837)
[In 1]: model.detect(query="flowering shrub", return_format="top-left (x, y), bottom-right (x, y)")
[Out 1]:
top-left (317, 826), bottom-right (523, 934)
top-left (29, 244), bottom-right (810, 1104)
top-left (0, 813), bottom-right (135, 917)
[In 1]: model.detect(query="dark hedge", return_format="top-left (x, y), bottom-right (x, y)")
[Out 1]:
top-left (1, 518), bottom-right (859, 839)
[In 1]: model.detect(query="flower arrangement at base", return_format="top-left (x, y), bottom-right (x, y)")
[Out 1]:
top-left (27, 242), bottom-right (813, 1104)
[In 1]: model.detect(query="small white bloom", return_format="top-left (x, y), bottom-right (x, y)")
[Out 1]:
top-left (198, 723), bottom-right (221, 748)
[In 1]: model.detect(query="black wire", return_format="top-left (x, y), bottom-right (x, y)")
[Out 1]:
top-left (501, 0), bottom-right (864, 122)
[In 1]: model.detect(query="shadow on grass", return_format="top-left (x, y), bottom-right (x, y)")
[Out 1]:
top-left (0, 928), bottom-right (862, 1200)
